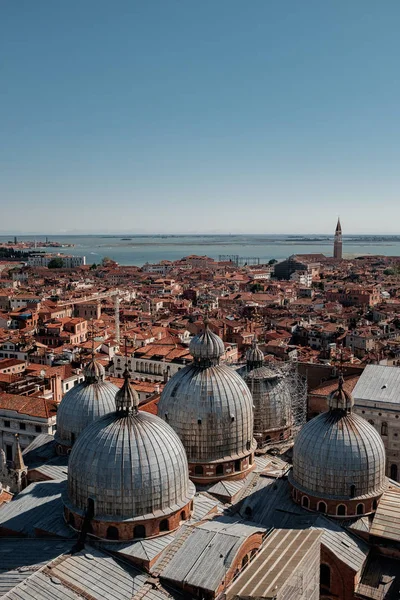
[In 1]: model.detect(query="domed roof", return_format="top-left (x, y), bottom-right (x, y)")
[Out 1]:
top-left (243, 365), bottom-right (292, 436)
top-left (158, 363), bottom-right (255, 462)
top-left (189, 322), bottom-right (225, 366)
top-left (83, 358), bottom-right (106, 383)
top-left (65, 371), bottom-right (194, 522)
top-left (55, 358), bottom-right (118, 448)
top-left (246, 338), bottom-right (264, 369)
top-left (291, 378), bottom-right (386, 500)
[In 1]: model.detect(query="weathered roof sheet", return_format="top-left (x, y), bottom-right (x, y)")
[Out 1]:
top-left (1, 546), bottom-right (152, 600)
top-left (226, 529), bottom-right (321, 600)
top-left (190, 493), bottom-right (222, 522)
top-left (370, 488), bottom-right (400, 542)
top-left (0, 539), bottom-right (71, 595)
top-left (353, 364), bottom-right (400, 404)
top-left (158, 517), bottom-right (265, 593)
top-left (22, 433), bottom-right (57, 468)
top-left (356, 554), bottom-right (400, 600)
top-left (0, 480), bottom-right (73, 538)
top-left (102, 534), bottom-right (176, 562)
top-left (313, 515), bottom-right (369, 572)
top-left (31, 454), bottom-right (68, 480)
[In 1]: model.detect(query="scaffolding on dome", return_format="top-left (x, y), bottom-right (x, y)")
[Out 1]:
top-left (278, 360), bottom-right (308, 439)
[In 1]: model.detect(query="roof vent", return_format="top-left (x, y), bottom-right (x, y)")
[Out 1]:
top-left (381, 384), bottom-right (387, 389)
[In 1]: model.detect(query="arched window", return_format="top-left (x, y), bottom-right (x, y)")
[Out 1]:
top-left (356, 503), bottom-right (364, 515)
top-left (106, 526), bottom-right (119, 540)
top-left (381, 422), bottom-right (388, 436)
top-left (245, 506), bottom-right (253, 518)
top-left (320, 564), bottom-right (331, 590)
top-left (241, 554), bottom-right (249, 569)
top-left (160, 519), bottom-right (169, 532)
top-left (337, 504), bottom-right (346, 516)
top-left (133, 525), bottom-right (146, 539)
top-left (216, 464), bottom-right (224, 476)
top-left (390, 464), bottom-right (398, 481)
top-left (265, 435), bottom-right (271, 443)
top-left (373, 499), bottom-right (378, 511)
top-left (302, 496), bottom-right (309, 508)
top-left (68, 513), bottom-right (75, 528)
top-left (279, 432), bottom-right (284, 441)
top-left (317, 501), bottom-right (327, 513)
top-left (235, 459), bottom-right (241, 472)
top-left (350, 484), bottom-right (356, 498)
top-left (194, 465), bottom-right (204, 475)
top-left (180, 511), bottom-right (186, 521)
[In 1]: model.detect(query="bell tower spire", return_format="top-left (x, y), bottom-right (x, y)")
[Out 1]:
top-left (333, 217), bottom-right (343, 260)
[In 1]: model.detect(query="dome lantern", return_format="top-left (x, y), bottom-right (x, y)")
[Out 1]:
top-left (115, 368), bottom-right (139, 414)
top-left (189, 318), bottom-right (225, 367)
top-left (246, 337), bottom-right (265, 370)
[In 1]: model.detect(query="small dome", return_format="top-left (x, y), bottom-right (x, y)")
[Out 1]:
top-left (189, 324), bottom-right (225, 366)
top-left (55, 368), bottom-right (118, 448)
top-left (159, 364), bottom-right (255, 462)
top-left (66, 403), bottom-right (194, 525)
top-left (83, 358), bottom-right (105, 383)
top-left (246, 338), bottom-right (264, 368)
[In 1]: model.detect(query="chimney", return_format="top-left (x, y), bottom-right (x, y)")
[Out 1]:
top-left (51, 373), bottom-right (62, 404)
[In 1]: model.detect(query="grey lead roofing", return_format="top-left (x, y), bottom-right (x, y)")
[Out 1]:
top-left (54, 378), bottom-right (119, 446)
top-left (0, 479), bottom-right (73, 538)
top-left (156, 517), bottom-right (266, 593)
top-left (0, 546), bottom-right (174, 600)
top-left (312, 515), bottom-right (370, 572)
top-left (369, 488), bottom-right (400, 542)
top-left (292, 409), bottom-right (387, 499)
top-left (66, 409), bottom-right (194, 521)
top-left (352, 364), bottom-right (400, 404)
top-left (158, 363), bottom-right (255, 462)
top-left (0, 539), bottom-right (71, 596)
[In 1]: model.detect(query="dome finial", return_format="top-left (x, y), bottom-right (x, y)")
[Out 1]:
top-left (246, 335), bottom-right (264, 369)
top-left (115, 365), bottom-right (139, 414)
top-left (189, 316), bottom-right (225, 367)
top-left (328, 372), bottom-right (354, 412)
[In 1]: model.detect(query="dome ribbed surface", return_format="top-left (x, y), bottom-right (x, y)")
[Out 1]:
top-left (158, 364), bottom-right (255, 462)
top-left (292, 411), bottom-right (386, 499)
top-left (243, 366), bottom-right (292, 434)
top-left (189, 328), bottom-right (225, 364)
top-left (84, 358), bottom-right (105, 383)
top-left (66, 411), bottom-right (194, 520)
top-left (55, 380), bottom-right (118, 447)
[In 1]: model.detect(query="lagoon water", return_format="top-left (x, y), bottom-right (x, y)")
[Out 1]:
top-left (1, 234), bottom-right (400, 267)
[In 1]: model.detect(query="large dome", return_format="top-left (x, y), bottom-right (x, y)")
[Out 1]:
top-left (55, 358), bottom-right (118, 451)
top-left (64, 370), bottom-right (195, 540)
top-left (290, 376), bottom-right (387, 517)
top-left (158, 323), bottom-right (256, 483)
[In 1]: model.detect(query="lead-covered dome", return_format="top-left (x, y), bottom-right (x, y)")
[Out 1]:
top-left (55, 358), bottom-right (118, 452)
top-left (243, 366), bottom-right (293, 447)
top-left (189, 323), bottom-right (225, 366)
top-left (290, 376), bottom-right (387, 517)
top-left (158, 322), bottom-right (256, 483)
top-left (64, 370), bottom-right (195, 540)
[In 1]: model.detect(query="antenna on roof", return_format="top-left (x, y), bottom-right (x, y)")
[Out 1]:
top-left (90, 318), bottom-right (95, 358)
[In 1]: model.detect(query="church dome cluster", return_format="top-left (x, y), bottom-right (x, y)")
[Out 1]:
top-left (55, 358), bottom-right (118, 454)
top-left (290, 375), bottom-right (387, 517)
top-left (64, 369), bottom-right (195, 540)
top-left (158, 323), bottom-right (256, 483)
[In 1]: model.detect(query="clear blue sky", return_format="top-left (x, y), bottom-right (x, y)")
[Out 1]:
top-left (1, 1), bottom-right (400, 234)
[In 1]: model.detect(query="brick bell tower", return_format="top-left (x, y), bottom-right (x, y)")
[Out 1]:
top-left (333, 218), bottom-right (342, 260)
